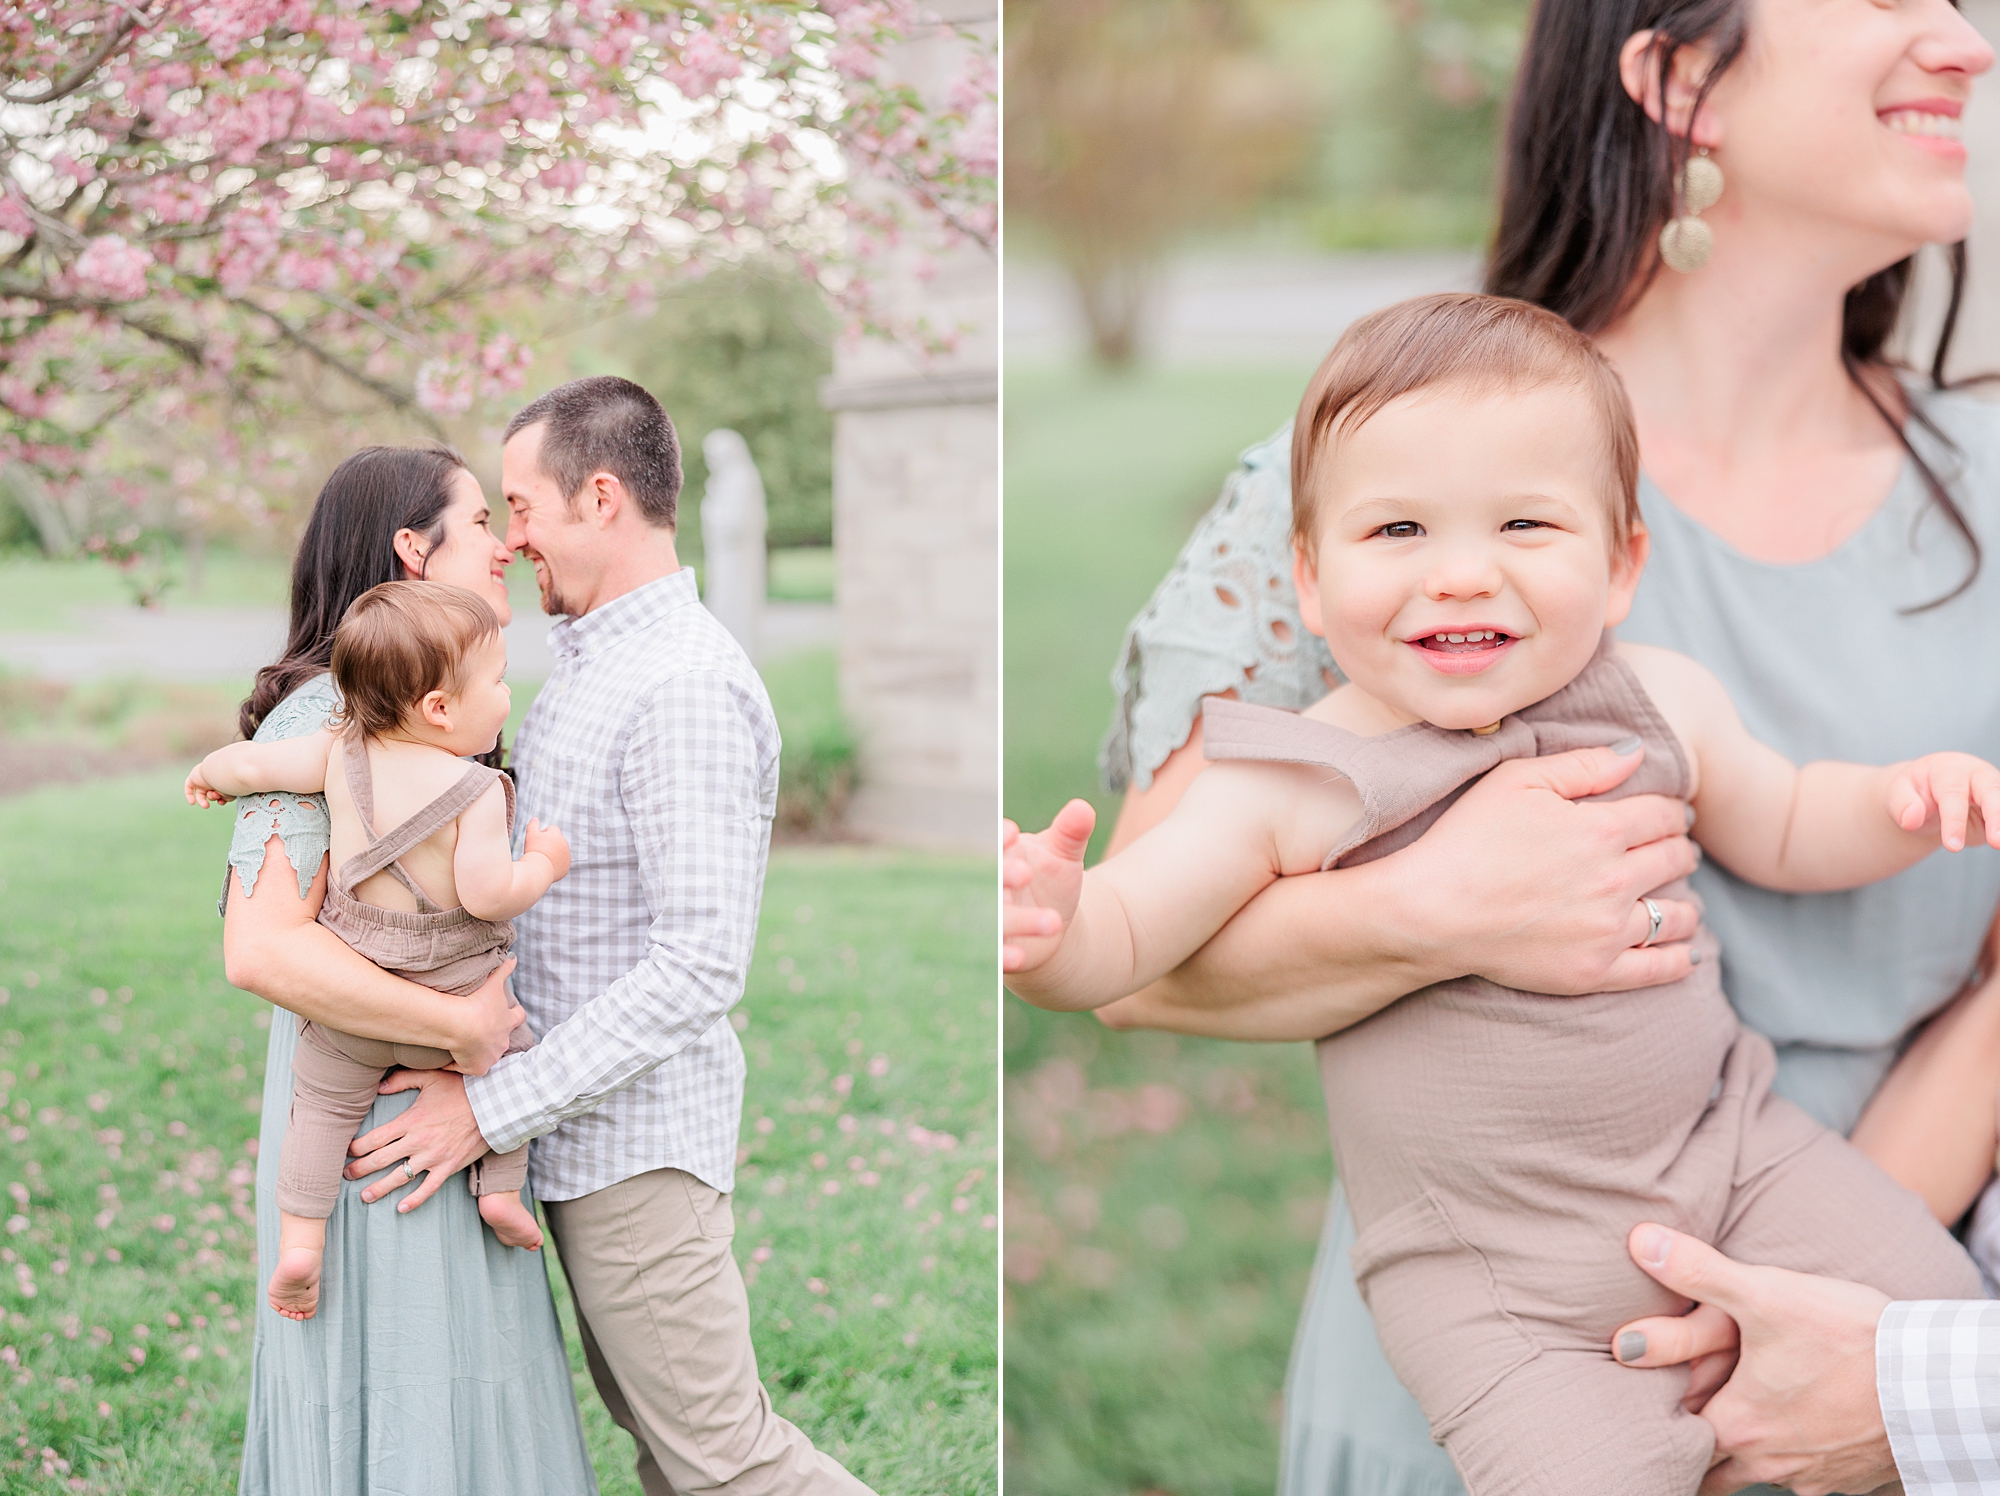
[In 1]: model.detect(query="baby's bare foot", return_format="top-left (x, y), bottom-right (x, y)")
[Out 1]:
top-left (478, 1191), bottom-right (543, 1250)
top-left (268, 1247), bottom-right (322, 1321)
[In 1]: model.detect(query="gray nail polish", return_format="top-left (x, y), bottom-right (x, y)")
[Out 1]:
top-left (1689, 948), bottom-right (1702, 966)
top-left (1617, 1331), bottom-right (1647, 1363)
top-left (1611, 735), bottom-right (1642, 755)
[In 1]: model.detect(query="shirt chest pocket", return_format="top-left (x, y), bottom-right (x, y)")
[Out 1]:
top-left (517, 752), bottom-right (604, 864)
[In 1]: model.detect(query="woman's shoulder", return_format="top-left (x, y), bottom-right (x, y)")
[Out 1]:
top-left (1910, 383), bottom-right (2000, 472)
top-left (1100, 420), bottom-right (1336, 793)
top-left (255, 673), bottom-right (340, 744)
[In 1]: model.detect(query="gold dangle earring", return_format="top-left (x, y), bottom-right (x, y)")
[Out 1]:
top-left (1658, 146), bottom-right (1724, 273)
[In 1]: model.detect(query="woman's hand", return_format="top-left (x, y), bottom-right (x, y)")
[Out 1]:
top-left (1399, 742), bottom-right (1703, 995)
top-left (1099, 740), bottom-right (1701, 1040)
top-left (450, 959), bottom-right (524, 1076)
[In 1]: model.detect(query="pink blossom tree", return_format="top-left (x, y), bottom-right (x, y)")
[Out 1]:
top-left (0, 0), bottom-right (993, 550)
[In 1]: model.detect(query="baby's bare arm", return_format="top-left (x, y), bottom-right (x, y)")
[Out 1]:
top-left (191, 729), bottom-right (335, 802)
top-left (453, 782), bottom-right (568, 921)
top-left (1627, 644), bottom-right (1991, 892)
top-left (1010, 760), bottom-right (1359, 1010)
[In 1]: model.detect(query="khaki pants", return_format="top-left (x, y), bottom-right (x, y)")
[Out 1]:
top-left (543, 1168), bottom-right (875, 1496)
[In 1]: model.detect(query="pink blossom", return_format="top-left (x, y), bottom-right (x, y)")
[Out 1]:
top-left (73, 236), bottom-right (154, 301)
top-left (0, 0), bottom-right (989, 501)
top-left (415, 360), bottom-right (476, 417)
top-left (191, 0), bottom-right (290, 58)
top-left (667, 31), bottom-right (742, 97)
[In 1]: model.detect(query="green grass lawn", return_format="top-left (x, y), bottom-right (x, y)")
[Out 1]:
top-left (0, 551), bottom-right (292, 632)
top-left (1002, 361), bottom-right (1337, 1496)
top-left (1, 544), bottom-right (832, 640)
top-left (0, 773), bottom-right (995, 1495)
top-left (767, 547), bottom-right (835, 603)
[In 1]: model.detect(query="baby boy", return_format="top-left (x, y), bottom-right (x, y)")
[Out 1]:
top-left (1005, 293), bottom-right (1992, 1495)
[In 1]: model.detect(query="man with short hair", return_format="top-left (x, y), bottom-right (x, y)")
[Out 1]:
top-left (346, 375), bottom-right (873, 1496)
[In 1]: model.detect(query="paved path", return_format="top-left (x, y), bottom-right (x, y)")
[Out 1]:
top-left (1005, 250), bottom-right (1483, 367)
top-left (0, 600), bottom-right (839, 683)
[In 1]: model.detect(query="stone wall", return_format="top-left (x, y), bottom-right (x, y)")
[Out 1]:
top-left (822, 0), bottom-right (997, 850)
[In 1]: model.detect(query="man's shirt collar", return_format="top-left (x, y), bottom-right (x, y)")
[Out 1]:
top-left (547, 567), bottom-right (697, 663)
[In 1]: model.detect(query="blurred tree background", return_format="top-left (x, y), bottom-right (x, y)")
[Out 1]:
top-left (0, 259), bottom-right (834, 587)
top-left (1006, 0), bottom-right (1529, 366)
top-left (1004, 3), bottom-right (1534, 1493)
top-left (591, 264), bottom-right (836, 563)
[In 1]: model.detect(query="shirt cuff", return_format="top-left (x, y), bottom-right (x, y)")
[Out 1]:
top-left (1879, 1299), bottom-right (2000, 1494)
top-left (462, 1049), bottom-right (550, 1157)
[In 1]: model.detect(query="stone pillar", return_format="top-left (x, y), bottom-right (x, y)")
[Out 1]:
top-left (820, 1), bottom-right (997, 851)
top-left (698, 428), bottom-right (766, 659)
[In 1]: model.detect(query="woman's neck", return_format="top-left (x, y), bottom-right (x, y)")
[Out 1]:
top-left (1593, 217), bottom-right (1914, 564)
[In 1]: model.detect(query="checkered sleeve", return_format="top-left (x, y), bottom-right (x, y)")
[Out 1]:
top-left (466, 670), bottom-right (767, 1155)
top-left (1880, 1300), bottom-right (2000, 1493)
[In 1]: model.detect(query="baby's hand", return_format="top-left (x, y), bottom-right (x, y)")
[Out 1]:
top-left (184, 763), bottom-right (233, 808)
top-left (1002, 799), bottom-right (1096, 976)
top-left (1888, 752), bottom-right (2000, 852)
top-left (523, 818), bottom-right (571, 882)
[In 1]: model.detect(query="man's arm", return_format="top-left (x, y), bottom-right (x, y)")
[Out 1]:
top-left (462, 670), bottom-right (770, 1155)
top-left (223, 832), bottom-right (521, 1071)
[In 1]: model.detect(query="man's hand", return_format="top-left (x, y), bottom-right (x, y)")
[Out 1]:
top-left (451, 958), bottom-right (524, 1076)
top-left (345, 1069), bottom-right (493, 1212)
top-left (1611, 1223), bottom-right (1896, 1496)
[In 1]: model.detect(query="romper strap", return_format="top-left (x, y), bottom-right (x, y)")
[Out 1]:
top-left (334, 752), bottom-right (505, 910)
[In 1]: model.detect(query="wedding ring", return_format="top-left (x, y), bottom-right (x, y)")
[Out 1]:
top-left (402, 1159), bottom-right (417, 1182)
top-left (1640, 898), bottom-right (1664, 948)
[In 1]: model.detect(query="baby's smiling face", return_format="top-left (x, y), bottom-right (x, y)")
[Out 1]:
top-left (1295, 381), bottom-right (1649, 733)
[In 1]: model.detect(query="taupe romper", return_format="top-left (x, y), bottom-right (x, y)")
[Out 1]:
top-left (274, 746), bottom-right (537, 1220)
top-left (1204, 643), bottom-right (1982, 1496)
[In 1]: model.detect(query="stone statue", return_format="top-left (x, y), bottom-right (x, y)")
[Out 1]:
top-left (698, 428), bottom-right (766, 659)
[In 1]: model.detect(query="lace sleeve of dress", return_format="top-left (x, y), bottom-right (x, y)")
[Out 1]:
top-left (1099, 424), bottom-right (1340, 793)
top-left (218, 674), bottom-right (339, 913)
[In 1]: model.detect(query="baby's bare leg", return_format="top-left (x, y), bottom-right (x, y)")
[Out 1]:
top-left (477, 1190), bottom-right (544, 1250)
top-left (467, 1009), bottom-right (542, 1249)
top-left (469, 1139), bottom-right (540, 1249)
top-left (272, 1022), bottom-right (398, 1321)
top-left (270, 1211), bottom-right (327, 1321)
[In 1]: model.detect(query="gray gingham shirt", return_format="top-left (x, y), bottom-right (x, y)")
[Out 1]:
top-left (462, 568), bottom-right (779, 1201)
top-left (1880, 1300), bottom-right (2000, 1492)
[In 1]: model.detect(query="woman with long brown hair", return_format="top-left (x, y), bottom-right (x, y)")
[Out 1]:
top-left (1090, 1), bottom-right (2000, 1490)
top-left (220, 446), bottom-right (595, 1494)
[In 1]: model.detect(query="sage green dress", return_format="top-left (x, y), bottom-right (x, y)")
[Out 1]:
top-left (225, 674), bottom-right (597, 1496)
top-left (1103, 386), bottom-right (2000, 1496)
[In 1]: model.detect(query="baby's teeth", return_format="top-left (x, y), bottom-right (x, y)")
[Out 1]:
top-left (1446, 633), bottom-right (1465, 643)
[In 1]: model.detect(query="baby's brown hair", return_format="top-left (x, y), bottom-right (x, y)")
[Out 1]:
top-left (1290, 292), bottom-right (1640, 555)
top-left (330, 581), bottom-right (500, 741)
